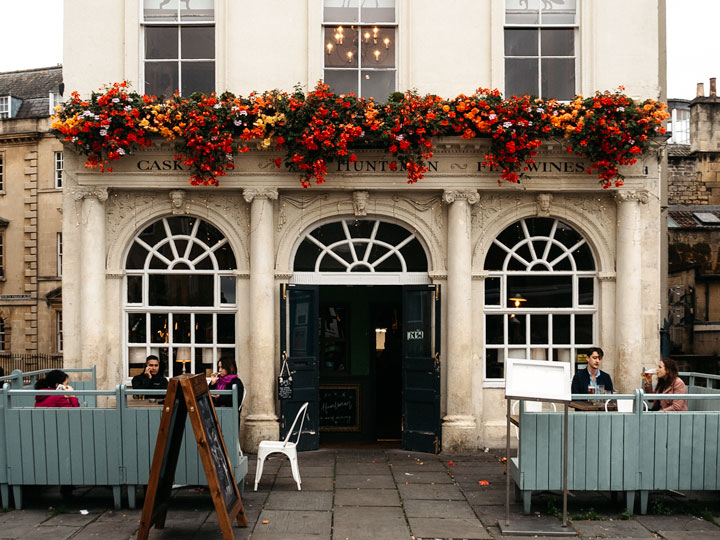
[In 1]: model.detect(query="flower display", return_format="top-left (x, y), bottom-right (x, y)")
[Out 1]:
top-left (52, 82), bottom-right (668, 189)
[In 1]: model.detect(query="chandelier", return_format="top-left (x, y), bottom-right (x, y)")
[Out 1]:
top-left (325, 24), bottom-right (393, 68)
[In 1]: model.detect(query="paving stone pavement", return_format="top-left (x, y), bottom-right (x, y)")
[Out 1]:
top-left (0, 448), bottom-right (718, 539)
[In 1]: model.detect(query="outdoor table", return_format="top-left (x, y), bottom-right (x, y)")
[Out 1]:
top-left (569, 400), bottom-right (617, 411)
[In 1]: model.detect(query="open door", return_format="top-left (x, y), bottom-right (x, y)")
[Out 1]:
top-left (279, 284), bottom-right (320, 451)
top-left (401, 284), bottom-right (441, 453)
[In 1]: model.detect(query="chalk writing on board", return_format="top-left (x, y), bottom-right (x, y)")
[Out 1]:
top-left (196, 392), bottom-right (236, 508)
top-left (319, 385), bottom-right (360, 432)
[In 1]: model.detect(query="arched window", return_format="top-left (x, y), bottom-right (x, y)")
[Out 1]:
top-left (292, 219), bottom-right (429, 284)
top-left (483, 217), bottom-right (597, 382)
top-left (124, 216), bottom-right (236, 379)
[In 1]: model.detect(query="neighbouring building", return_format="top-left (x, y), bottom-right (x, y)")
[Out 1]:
top-left (0, 66), bottom-right (64, 363)
top-left (61, 0), bottom-right (667, 452)
top-left (667, 80), bottom-right (720, 373)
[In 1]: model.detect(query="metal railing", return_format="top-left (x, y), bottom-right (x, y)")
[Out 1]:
top-left (0, 353), bottom-right (63, 379)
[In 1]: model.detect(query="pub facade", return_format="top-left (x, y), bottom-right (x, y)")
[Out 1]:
top-left (61, 0), bottom-right (667, 452)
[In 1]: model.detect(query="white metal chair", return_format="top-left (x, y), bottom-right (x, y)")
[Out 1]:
top-left (511, 400), bottom-right (556, 439)
top-left (254, 402), bottom-right (308, 491)
top-left (606, 398), bottom-right (649, 412)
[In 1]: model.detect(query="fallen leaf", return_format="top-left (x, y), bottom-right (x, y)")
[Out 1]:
top-left (479, 480), bottom-right (490, 486)
top-left (448, 461), bottom-right (454, 466)
top-left (262, 520), bottom-right (270, 524)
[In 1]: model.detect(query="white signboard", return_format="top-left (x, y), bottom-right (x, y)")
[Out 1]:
top-left (505, 358), bottom-right (572, 402)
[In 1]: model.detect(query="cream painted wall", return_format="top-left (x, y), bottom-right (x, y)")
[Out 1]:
top-left (63, 0), bottom-right (665, 100)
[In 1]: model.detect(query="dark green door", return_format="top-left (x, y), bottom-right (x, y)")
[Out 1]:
top-left (279, 284), bottom-right (319, 451)
top-left (401, 285), bottom-right (441, 453)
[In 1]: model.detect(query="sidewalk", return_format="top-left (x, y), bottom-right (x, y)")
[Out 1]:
top-left (1, 448), bottom-right (719, 539)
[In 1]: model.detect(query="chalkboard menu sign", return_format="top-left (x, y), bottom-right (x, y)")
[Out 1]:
top-left (138, 375), bottom-right (247, 540)
top-left (319, 384), bottom-right (360, 432)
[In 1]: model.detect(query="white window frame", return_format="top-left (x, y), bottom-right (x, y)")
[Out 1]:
top-left (141, 1), bottom-right (216, 97)
top-left (291, 218), bottom-right (430, 286)
top-left (57, 232), bottom-right (63, 277)
top-left (54, 151), bottom-right (63, 189)
top-left (504, 0), bottom-right (578, 100)
top-left (49, 92), bottom-right (62, 115)
top-left (56, 311), bottom-right (63, 353)
top-left (0, 233), bottom-right (4, 279)
top-left (124, 216), bottom-right (237, 381)
top-left (0, 316), bottom-right (6, 351)
top-left (0, 96), bottom-right (9, 119)
top-left (483, 218), bottom-right (597, 387)
top-left (322, 2), bottom-right (398, 99)
top-left (0, 154), bottom-right (4, 193)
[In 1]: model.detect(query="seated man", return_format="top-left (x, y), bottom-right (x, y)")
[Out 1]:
top-left (571, 347), bottom-right (614, 396)
top-left (131, 355), bottom-right (168, 398)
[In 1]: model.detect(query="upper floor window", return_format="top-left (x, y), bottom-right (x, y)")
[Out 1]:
top-left (0, 233), bottom-right (4, 279)
top-left (323, 0), bottom-right (397, 101)
top-left (0, 317), bottom-right (6, 351)
top-left (56, 311), bottom-right (63, 354)
top-left (0, 96), bottom-right (9, 119)
top-left (0, 155), bottom-right (4, 192)
top-left (504, 0), bottom-right (577, 100)
top-left (57, 232), bottom-right (63, 277)
top-left (142, 0), bottom-right (215, 97)
top-left (49, 92), bottom-right (63, 115)
top-left (668, 106), bottom-right (690, 145)
top-left (54, 151), bottom-right (63, 189)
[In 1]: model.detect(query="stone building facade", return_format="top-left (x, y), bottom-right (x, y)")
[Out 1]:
top-left (61, 0), bottom-right (667, 452)
top-left (0, 67), bottom-right (64, 359)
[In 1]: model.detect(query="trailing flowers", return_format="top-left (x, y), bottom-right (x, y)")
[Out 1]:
top-left (52, 82), bottom-right (668, 189)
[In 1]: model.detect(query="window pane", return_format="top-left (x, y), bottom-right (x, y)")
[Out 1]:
top-left (146, 27), bottom-right (178, 59)
top-left (145, 61), bottom-right (178, 97)
top-left (148, 274), bottom-right (214, 306)
top-left (144, 0), bottom-right (178, 21)
top-left (151, 313), bottom-right (168, 343)
top-left (573, 243), bottom-right (596, 270)
top-left (399, 240), bottom-right (428, 271)
top-left (173, 313), bottom-right (191, 343)
top-left (181, 26), bottom-right (214, 59)
top-left (508, 314), bottom-right (526, 344)
top-left (214, 244), bottom-right (237, 270)
top-left (541, 11), bottom-right (576, 25)
top-left (361, 0), bottom-right (395, 23)
top-left (553, 314), bottom-right (571, 344)
top-left (198, 347), bottom-right (215, 376)
top-left (361, 70), bottom-right (394, 100)
top-left (484, 244), bottom-right (507, 270)
top-left (127, 275), bottom-right (143, 303)
top-left (506, 12), bottom-right (539, 24)
top-left (485, 277), bottom-right (501, 305)
top-left (541, 29), bottom-right (574, 56)
top-left (180, 0), bottom-right (213, 21)
top-left (195, 314), bottom-right (213, 344)
top-left (324, 27), bottom-right (359, 68)
top-left (486, 315), bottom-right (504, 345)
top-left (579, 278), bottom-right (594, 305)
top-left (530, 314), bottom-right (548, 344)
top-left (505, 58), bottom-right (538, 97)
top-left (575, 314), bottom-right (593, 344)
top-left (220, 276), bottom-right (236, 304)
top-left (324, 0), bottom-right (360, 22)
top-left (505, 29), bottom-right (538, 56)
top-left (182, 62), bottom-right (215, 96)
top-left (128, 313), bottom-right (146, 343)
top-left (294, 240), bottom-right (322, 271)
top-left (217, 314), bottom-right (235, 344)
top-left (541, 58), bottom-right (575, 100)
top-left (507, 275), bottom-right (572, 308)
top-left (485, 348), bottom-right (505, 379)
top-left (325, 70), bottom-right (358, 96)
top-left (361, 28), bottom-right (395, 68)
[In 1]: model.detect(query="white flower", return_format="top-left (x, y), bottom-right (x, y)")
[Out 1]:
top-left (488, 113), bottom-right (497, 120)
top-left (618, 107), bottom-right (625, 112)
top-left (503, 121), bottom-right (513, 128)
top-left (536, 107), bottom-right (545, 114)
top-left (117, 148), bottom-right (126, 156)
top-left (124, 105), bottom-right (132, 112)
top-left (99, 129), bottom-right (108, 136)
top-left (239, 110), bottom-right (247, 116)
top-left (82, 110), bottom-right (93, 117)
top-left (112, 98), bottom-right (120, 103)
top-left (396, 134), bottom-right (404, 141)
top-left (225, 153), bottom-right (233, 160)
top-left (214, 103), bottom-right (221, 109)
top-left (233, 120), bottom-right (243, 126)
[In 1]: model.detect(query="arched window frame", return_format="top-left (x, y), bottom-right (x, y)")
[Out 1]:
top-left (291, 218), bottom-right (430, 285)
top-left (483, 218), bottom-right (597, 387)
top-left (123, 216), bottom-right (237, 380)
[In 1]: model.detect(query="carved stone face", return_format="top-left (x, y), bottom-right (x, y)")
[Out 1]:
top-left (537, 194), bottom-right (551, 211)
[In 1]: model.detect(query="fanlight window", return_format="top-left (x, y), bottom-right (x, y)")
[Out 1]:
top-left (124, 216), bottom-right (237, 380)
top-left (483, 218), bottom-right (597, 383)
top-left (293, 219), bottom-right (428, 285)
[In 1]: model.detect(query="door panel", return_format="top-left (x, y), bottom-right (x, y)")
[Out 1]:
top-left (402, 285), bottom-right (441, 453)
top-left (280, 285), bottom-right (320, 451)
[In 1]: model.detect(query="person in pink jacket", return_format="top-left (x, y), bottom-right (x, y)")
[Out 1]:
top-left (642, 357), bottom-right (688, 412)
top-left (34, 370), bottom-right (80, 408)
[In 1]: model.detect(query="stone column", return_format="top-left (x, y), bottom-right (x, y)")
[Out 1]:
top-left (441, 189), bottom-right (479, 452)
top-left (242, 188), bottom-right (279, 451)
top-left (614, 190), bottom-right (648, 392)
top-left (74, 187), bottom-right (108, 381)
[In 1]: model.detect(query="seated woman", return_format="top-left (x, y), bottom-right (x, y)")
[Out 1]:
top-left (34, 370), bottom-right (80, 408)
top-left (642, 357), bottom-right (688, 412)
top-left (209, 357), bottom-right (244, 408)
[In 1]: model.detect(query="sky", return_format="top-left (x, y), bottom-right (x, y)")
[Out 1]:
top-left (0, 0), bottom-right (718, 100)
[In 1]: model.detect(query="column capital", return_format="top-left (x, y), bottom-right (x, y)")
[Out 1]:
top-left (72, 186), bottom-right (109, 203)
top-left (243, 188), bottom-right (278, 203)
top-left (613, 189), bottom-right (649, 205)
top-left (442, 189), bottom-right (479, 205)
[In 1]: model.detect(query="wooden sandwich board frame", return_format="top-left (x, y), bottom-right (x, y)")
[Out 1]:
top-left (137, 374), bottom-right (247, 540)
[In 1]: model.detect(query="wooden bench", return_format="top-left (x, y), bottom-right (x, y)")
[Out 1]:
top-left (511, 390), bottom-right (720, 515)
top-left (0, 379), bottom-right (247, 510)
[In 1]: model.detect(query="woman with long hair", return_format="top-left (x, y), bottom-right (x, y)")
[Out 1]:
top-left (209, 357), bottom-right (244, 408)
top-left (642, 357), bottom-right (688, 412)
top-left (34, 370), bottom-right (80, 408)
